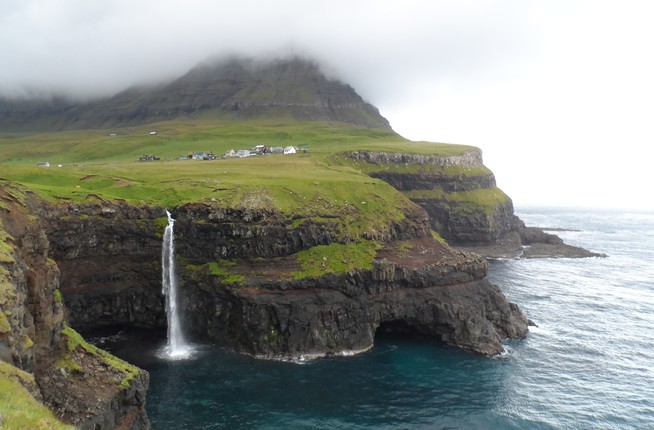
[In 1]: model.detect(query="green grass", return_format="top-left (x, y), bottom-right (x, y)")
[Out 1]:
top-left (0, 119), bottom-right (405, 165)
top-left (339, 157), bottom-right (492, 177)
top-left (292, 240), bottom-right (381, 279)
top-left (445, 188), bottom-right (510, 213)
top-left (185, 260), bottom-right (245, 285)
top-left (0, 119), bottom-right (480, 233)
top-left (407, 187), bottom-right (510, 216)
top-left (0, 361), bottom-right (74, 430)
top-left (53, 289), bottom-right (63, 305)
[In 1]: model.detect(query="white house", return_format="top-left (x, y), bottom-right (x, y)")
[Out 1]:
top-left (149, 131), bottom-right (157, 136)
top-left (283, 146), bottom-right (296, 155)
top-left (236, 149), bottom-right (251, 158)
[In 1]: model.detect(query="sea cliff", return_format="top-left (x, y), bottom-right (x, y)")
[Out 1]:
top-left (40, 197), bottom-right (528, 360)
top-left (0, 185), bottom-right (149, 430)
top-left (347, 150), bottom-right (602, 258)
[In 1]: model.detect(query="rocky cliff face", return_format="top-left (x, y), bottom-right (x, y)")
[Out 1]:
top-left (0, 186), bottom-right (149, 430)
top-left (184, 253), bottom-right (526, 359)
top-left (37, 197), bottom-right (528, 360)
top-left (348, 150), bottom-right (600, 258)
top-left (40, 202), bottom-right (166, 333)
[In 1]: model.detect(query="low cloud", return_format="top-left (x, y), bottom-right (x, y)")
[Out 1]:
top-left (0, 0), bottom-right (536, 103)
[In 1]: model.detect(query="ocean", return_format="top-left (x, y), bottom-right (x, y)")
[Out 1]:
top-left (110, 207), bottom-right (654, 429)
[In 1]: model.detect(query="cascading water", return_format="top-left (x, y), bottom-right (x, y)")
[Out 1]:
top-left (161, 210), bottom-right (192, 359)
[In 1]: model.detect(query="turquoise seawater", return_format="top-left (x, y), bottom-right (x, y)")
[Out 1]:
top-left (111, 207), bottom-right (654, 429)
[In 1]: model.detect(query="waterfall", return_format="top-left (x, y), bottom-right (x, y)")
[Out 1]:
top-left (161, 210), bottom-right (192, 359)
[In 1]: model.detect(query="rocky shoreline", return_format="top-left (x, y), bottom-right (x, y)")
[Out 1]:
top-left (456, 227), bottom-right (607, 259)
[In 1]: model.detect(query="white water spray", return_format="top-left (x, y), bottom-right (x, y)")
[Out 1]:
top-left (161, 210), bottom-right (192, 359)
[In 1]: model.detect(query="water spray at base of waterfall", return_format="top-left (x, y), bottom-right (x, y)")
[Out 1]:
top-left (160, 210), bottom-right (195, 360)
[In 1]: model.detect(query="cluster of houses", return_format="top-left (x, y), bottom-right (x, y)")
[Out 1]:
top-left (135, 145), bottom-right (306, 163)
top-left (223, 145), bottom-right (302, 158)
top-left (179, 151), bottom-right (218, 161)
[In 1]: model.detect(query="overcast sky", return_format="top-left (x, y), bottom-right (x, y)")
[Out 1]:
top-left (2, 0), bottom-right (653, 210)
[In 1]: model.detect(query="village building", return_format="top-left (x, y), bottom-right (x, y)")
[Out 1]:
top-left (189, 152), bottom-right (206, 160)
top-left (224, 149), bottom-right (236, 158)
top-left (36, 161), bottom-right (50, 167)
top-left (270, 146), bottom-right (284, 154)
top-left (236, 149), bottom-right (251, 158)
top-left (250, 145), bottom-right (265, 155)
top-left (283, 146), bottom-right (297, 155)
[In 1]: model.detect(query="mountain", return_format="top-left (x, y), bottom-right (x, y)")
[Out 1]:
top-left (0, 57), bottom-right (392, 131)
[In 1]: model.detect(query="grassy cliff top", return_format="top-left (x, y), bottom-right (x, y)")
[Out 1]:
top-left (0, 119), bottom-right (478, 210)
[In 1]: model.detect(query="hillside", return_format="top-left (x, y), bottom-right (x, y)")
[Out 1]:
top-left (0, 57), bottom-right (391, 131)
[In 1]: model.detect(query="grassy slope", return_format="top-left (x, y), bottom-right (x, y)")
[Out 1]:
top-left (0, 119), bottom-right (476, 212)
top-left (0, 361), bottom-right (74, 430)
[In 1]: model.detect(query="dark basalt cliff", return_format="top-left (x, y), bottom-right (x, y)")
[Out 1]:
top-left (37, 199), bottom-right (528, 361)
top-left (0, 187), bottom-right (149, 430)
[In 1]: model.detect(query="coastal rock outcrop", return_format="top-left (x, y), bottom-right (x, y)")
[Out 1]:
top-left (348, 150), bottom-right (602, 258)
top-left (184, 254), bottom-right (527, 359)
top-left (0, 185), bottom-right (150, 429)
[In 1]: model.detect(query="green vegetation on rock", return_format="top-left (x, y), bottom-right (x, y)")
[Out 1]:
top-left (0, 312), bottom-right (10, 334)
top-left (405, 187), bottom-right (509, 216)
top-left (59, 325), bottom-right (140, 390)
top-left (0, 223), bottom-right (15, 264)
top-left (293, 240), bottom-right (381, 279)
top-left (185, 260), bottom-right (245, 286)
top-left (53, 289), bottom-right (63, 305)
top-left (0, 361), bottom-right (74, 430)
